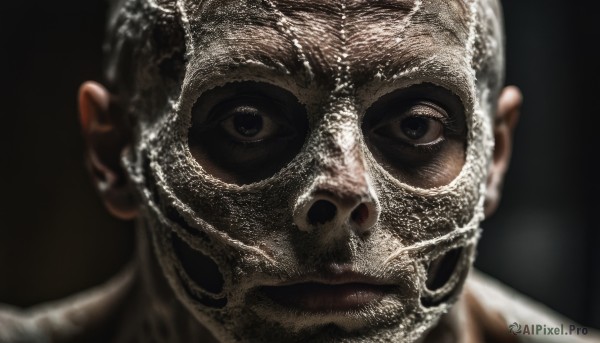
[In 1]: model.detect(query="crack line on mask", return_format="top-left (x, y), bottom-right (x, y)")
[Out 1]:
top-left (395, 0), bottom-right (422, 45)
top-left (176, 0), bottom-right (195, 55)
top-left (375, 0), bottom-right (421, 78)
top-left (146, 0), bottom-right (175, 13)
top-left (134, 157), bottom-right (278, 266)
top-left (261, 0), bottom-right (314, 80)
top-left (173, 262), bottom-right (226, 299)
top-left (465, 0), bottom-right (479, 75)
top-left (333, 0), bottom-right (352, 95)
top-left (164, 194), bottom-right (277, 266)
top-left (388, 55), bottom-right (437, 81)
top-left (464, 0), bottom-right (487, 175)
top-left (382, 223), bottom-right (480, 266)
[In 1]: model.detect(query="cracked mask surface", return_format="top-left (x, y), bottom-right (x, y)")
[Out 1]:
top-left (109, 0), bottom-right (504, 341)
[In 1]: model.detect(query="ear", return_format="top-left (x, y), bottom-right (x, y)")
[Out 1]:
top-left (484, 86), bottom-right (522, 218)
top-left (78, 81), bottom-right (138, 220)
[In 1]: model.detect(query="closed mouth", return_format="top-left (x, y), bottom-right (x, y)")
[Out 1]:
top-left (258, 280), bottom-right (396, 313)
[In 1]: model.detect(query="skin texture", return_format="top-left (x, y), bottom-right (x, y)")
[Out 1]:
top-left (0, 1), bottom-right (545, 343)
top-left (82, 0), bottom-right (511, 342)
top-left (8, 2), bottom-right (600, 342)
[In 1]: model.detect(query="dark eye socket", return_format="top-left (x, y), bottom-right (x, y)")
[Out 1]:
top-left (362, 83), bottom-right (467, 188)
top-left (373, 102), bottom-right (448, 146)
top-left (188, 81), bottom-right (307, 184)
top-left (214, 100), bottom-right (290, 143)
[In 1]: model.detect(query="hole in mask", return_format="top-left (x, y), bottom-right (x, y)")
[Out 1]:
top-left (188, 81), bottom-right (308, 185)
top-left (362, 83), bottom-right (468, 188)
top-left (143, 153), bottom-right (211, 243)
top-left (421, 247), bottom-right (464, 307)
top-left (426, 247), bottom-right (463, 291)
top-left (307, 200), bottom-right (337, 225)
top-left (176, 268), bottom-right (227, 309)
top-left (143, 156), bottom-right (208, 239)
top-left (172, 233), bottom-right (225, 295)
top-left (165, 205), bottom-right (211, 244)
top-left (143, 154), bottom-right (211, 243)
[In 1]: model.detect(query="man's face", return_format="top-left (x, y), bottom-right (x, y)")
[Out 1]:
top-left (185, 0), bottom-right (472, 188)
top-left (119, 0), bottom-right (502, 341)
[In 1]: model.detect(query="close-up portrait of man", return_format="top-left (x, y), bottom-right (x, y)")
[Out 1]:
top-left (0, 0), bottom-right (599, 342)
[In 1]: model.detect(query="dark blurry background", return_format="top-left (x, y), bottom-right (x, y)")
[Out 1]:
top-left (0, 0), bottom-right (598, 330)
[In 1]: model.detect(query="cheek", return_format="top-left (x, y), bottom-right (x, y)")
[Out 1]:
top-left (187, 134), bottom-right (305, 185)
top-left (365, 137), bottom-right (466, 189)
top-left (186, 82), bottom-right (309, 185)
top-left (421, 139), bottom-right (466, 187)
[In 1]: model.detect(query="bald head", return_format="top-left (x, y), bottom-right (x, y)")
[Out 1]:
top-left (92, 1), bottom-right (510, 342)
top-left (104, 0), bottom-right (504, 117)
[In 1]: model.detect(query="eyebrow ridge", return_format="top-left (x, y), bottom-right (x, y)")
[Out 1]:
top-left (260, 0), bottom-right (315, 80)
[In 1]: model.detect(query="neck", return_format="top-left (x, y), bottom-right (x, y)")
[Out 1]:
top-left (110, 221), bottom-right (218, 343)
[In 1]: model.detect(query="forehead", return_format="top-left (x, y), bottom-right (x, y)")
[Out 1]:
top-left (181, 0), bottom-right (475, 103)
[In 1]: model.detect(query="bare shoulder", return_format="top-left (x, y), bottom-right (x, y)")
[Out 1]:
top-left (463, 270), bottom-right (600, 343)
top-left (0, 265), bottom-right (135, 343)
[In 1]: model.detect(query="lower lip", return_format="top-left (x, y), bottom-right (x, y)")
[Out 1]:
top-left (259, 282), bottom-right (394, 312)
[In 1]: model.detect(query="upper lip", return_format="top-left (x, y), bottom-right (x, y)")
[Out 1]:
top-left (266, 263), bottom-right (393, 286)
top-left (256, 264), bottom-right (397, 312)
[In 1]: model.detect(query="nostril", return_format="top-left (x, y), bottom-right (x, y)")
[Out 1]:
top-left (307, 200), bottom-right (337, 225)
top-left (350, 203), bottom-right (369, 225)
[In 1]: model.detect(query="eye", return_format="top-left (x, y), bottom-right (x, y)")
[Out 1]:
top-left (220, 105), bottom-right (280, 142)
top-left (188, 81), bottom-right (308, 184)
top-left (374, 103), bottom-right (446, 146)
top-left (362, 83), bottom-right (467, 188)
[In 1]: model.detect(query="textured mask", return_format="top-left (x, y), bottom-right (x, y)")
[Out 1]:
top-left (106, 0), bottom-right (504, 341)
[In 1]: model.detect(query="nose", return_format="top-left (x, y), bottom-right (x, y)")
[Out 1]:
top-left (297, 189), bottom-right (379, 234)
top-left (293, 158), bottom-right (380, 237)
